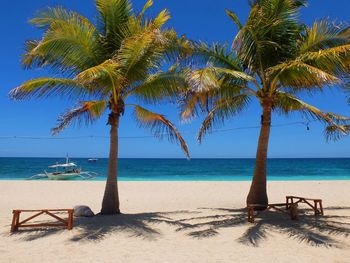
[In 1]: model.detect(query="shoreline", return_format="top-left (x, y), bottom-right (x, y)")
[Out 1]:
top-left (1, 178), bottom-right (350, 181)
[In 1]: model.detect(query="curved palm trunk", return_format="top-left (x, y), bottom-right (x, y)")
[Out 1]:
top-left (246, 105), bottom-right (272, 208)
top-left (101, 113), bottom-right (121, 214)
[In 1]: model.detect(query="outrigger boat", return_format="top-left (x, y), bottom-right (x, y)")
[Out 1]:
top-left (28, 156), bottom-right (98, 180)
top-left (45, 157), bottom-right (81, 180)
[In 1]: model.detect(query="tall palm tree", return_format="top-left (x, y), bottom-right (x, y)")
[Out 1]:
top-left (9, 0), bottom-right (190, 214)
top-left (181, 0), bottom-right (350, 207)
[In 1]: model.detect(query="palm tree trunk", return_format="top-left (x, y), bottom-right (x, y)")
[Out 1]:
top-left (246, 105), bottom-right (272, 208)
top-left (101, 112), bottom-right (121, 214)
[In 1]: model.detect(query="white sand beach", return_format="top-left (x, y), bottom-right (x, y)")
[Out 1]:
top-left (1, 180), bottom-right (350, 263)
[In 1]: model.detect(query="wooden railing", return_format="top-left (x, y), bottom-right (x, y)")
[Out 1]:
top-left (11, 209), bottom-right (73, 232)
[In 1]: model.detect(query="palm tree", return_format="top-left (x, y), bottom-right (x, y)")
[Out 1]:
top-left (9, 0), bottom-right (190, 214)
top-left (181, 0), bottom-right (350, 207)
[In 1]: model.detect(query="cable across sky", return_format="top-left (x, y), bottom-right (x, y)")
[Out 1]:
top-left (0, 120), bottom-right (314, 140)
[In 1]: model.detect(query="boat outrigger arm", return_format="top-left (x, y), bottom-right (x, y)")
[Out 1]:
top-left (28, 171), bottom-right (99, 180)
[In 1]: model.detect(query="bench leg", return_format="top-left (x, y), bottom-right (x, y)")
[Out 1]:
top-left (314, 201), bottom-right (318, 216)
top-left (11, 211), bottom-right (20, 232)
top-left (11, 212), bottom-right (17, 232)
top-left (67, 210), bottom-right (73, 230)
top-left (314, 201), bottom-right (324, 216)
top-left (319, 201), bottom-right (324, 216)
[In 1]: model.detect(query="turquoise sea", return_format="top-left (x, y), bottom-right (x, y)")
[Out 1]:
top-left (0, 158), bottom-right (349, 181)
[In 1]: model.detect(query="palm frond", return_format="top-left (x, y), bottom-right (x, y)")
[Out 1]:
top-left (186, 66), bottom-right (253, 93)
top-left (299, 44), bottom-right (350, 77)
top-left (151, 9), bottom-right (171, 29)
top-left (181, 77), bottom-right (251, 121)
top-left (160, 30), bottom-right (191, 62)
top-left (180, 89), bottom-right (213, 120)
top-left (268, 61), bottom-right (339, 91)
top-left (74, 59), bottom-right (121, 89)
top-left (139, 0), bottom-right (153, 18)
top-left (234, 0), bottom-right (303, 71)
top-left (296, 20), bottom-right (350, 78)
top-left (30, 6), bottom-right (95, 30)
top-left (212, 67), bottom-right (256, 82)
top-left (133, 105), bottom-right (190, 158)
top-left (300, 20), bottom-right (350, 53)
top-left (52, 100), bottom-right (107, 134)
top-left (129, 8), bottom-right (168, 40)
top-left (96, 0), bottom-right (132, 51)
top-left (116, 29), bottom-right (169, 82)
top-left (23, 6), bottom-right (99, 72)
top-left (197, 94), bottom-right (251, 143)
top-left (129, 70), bottom-right (188, 103)
top-left (324, 112), bottom-right (350, 140)
top-left (10, 78), bottom-right (87, 100)
top-left (326, 124), bottom-right (350, 141)
top-left (186, 67), bottom-right (223, 92)
top-left (189, 42), bottom-right (242, 70)
top-left (225, 9), bottom-right (242, 30)
top-left (274, 92), bottom-right (350, 127)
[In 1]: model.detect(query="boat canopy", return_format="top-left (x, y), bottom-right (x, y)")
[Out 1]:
top-left (49, 162), bottom-right (77, 168)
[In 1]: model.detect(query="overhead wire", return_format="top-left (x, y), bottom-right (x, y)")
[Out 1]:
top-left (0, 120), bottom-right (315, 140)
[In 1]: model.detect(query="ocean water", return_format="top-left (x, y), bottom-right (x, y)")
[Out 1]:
top-left (0, 158), bottom-right (349, 181)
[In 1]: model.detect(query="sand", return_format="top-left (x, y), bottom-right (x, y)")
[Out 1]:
top-left (0, 180), bottom-right (349, 263)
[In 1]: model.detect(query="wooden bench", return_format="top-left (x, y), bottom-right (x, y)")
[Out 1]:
top-left (11, 209), bottom-right (74, 232)
top-left (286, 196), bottom-right (323, 216)
top-left (247, 203), bottom-right (294, 223)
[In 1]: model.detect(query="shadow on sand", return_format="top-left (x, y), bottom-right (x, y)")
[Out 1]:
top-left (174, 206), bottom-right (350, 248)
top-left (69, 210), bottom-right (195, 242)
top-left (8, 207), bottom-right (350, 247)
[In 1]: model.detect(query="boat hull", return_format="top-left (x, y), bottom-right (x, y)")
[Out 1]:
top-left (45, 172), bottom-right (80, 180)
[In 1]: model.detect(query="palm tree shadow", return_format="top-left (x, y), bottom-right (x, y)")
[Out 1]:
top-left (71, 213), bottom-right (162, 241)
top-left (70, 211), bottom-right (194, 242)
top-left (176, 207), bottom-right (247, 238)
top-left (8, 228), bottom-right (63, 241)
top-left (175, 207), bottom-right (350, 248)
top-left (6, 207), bottom-right (350, 247)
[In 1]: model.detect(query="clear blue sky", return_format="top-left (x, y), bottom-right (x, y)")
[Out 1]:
top-left (0, 0), bottom-right (349, 158)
